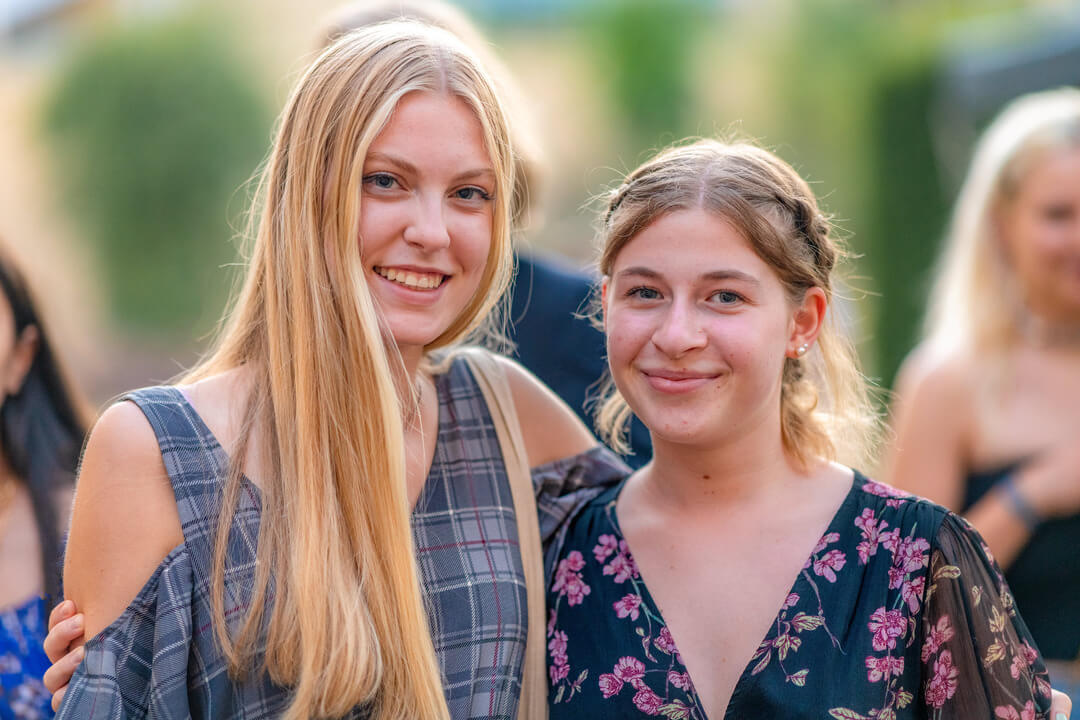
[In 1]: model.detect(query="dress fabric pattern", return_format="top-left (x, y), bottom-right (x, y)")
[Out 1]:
top-left (55, 354), bottom-right (626, 720)
top-left (0, 596), bottom-right (53, 720)
top-left (547, 473), bottom-right (1053, 720)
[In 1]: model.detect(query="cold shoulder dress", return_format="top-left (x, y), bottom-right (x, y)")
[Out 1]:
top-left (55, 354), bottom-right (627, 719)
top-left (547, 472), bottom-right (1053, 719)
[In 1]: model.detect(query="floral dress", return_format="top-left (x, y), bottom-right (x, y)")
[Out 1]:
top-left (0, 596), bottom-right (53, 719)
top-left (546, 472), bottom-right (1053, 719)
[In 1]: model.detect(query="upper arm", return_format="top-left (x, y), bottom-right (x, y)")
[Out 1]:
top-left (498, 356), bottom-right (598, 468)
top-left (64, 400), bottom-right (184, 639)
top-left (884, 346), bottom-right (971, 509)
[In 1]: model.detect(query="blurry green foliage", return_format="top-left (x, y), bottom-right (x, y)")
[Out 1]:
top-left (42, 12), bottom-right (271, 337)
top-left (584, 0), bottom-right (706, 155)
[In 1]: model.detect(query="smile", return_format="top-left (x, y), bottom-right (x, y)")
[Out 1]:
top-left (641, 369), bottom-right (720, 395)
top-left (374, 266), bottom-right (447, 290)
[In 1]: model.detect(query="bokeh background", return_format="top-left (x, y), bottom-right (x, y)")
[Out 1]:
top-left (2, 0), bottom-right (1079, 408)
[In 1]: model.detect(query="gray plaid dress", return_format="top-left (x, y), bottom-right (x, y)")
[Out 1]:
top-left (56, 354), bottom-right (628, 720)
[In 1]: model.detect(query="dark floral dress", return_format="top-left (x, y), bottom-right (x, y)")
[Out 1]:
top-left (546, 472), bottom-right (1053, 719)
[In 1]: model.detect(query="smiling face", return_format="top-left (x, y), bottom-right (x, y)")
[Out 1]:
top-left (359, 90), bottom-right (495, 353)
top-left (999, 145), bottom-right (1080, 321)
top-left (603, 208), bottom-right (819, 450)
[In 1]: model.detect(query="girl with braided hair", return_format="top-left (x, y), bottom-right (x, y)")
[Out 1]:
top-left (545, 139), bottom-right (1056, 719)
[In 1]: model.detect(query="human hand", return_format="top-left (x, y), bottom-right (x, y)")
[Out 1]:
top-left (43, 599), bottom-right (86, 712)
top-left (1052, 688), bottom-right (1073, 719)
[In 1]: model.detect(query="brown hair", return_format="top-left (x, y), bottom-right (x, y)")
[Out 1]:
top-left (595, 139), bottom-right (879, 470)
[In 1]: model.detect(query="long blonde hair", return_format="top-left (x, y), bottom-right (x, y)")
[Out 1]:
top-left (594, 139), bottom-right (879, 471)
top-left (925, 87), bottom-right (1080, 353)
top-left (184, 21), bottom-right (515, 720)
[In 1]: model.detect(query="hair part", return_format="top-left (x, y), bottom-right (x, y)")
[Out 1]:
top-left (925, 87), bottom-right (1080, 352)
top-left (594, 139), bottom-right (880, 471)
top-left (184, 20), bottom-right (517, 720)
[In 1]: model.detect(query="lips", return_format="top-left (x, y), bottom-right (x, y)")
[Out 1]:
top-left (640, 368), bottom-right (720, 394)
top-left (374, 266), bottom-right (447, 290)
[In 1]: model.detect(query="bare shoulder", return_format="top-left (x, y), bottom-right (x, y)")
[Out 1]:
top-left (893, 343), bottom-right (975, 412)
top-left (64, 399), bottom-right (184, 639)
top-left (494, 355), bottom-right (598, 467)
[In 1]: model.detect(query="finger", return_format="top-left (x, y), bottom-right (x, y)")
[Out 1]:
top-left (43, 645), bottom-right (84, 695)
top-left (50, 686), bottom-right (65, 713)
top-left (42, 613), bottom-right (83, 664)
top-left (48, 600), bottom-right (74, 632)
top-left (1052, 688), bottom-right (1073, 719)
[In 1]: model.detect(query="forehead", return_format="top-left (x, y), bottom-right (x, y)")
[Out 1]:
top-left (612, 208), bottom-right (771, 276)
top-left (366, 90), bottom-right (491, 167)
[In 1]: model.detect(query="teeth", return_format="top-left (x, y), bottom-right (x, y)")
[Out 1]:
top-left (375, 267), bottom-right (444, 290)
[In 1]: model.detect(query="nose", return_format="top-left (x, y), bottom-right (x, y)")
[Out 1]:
top-left (651, 298), bottom-right (706, 358)
top-left (403, 193), bottom-right (451, 251)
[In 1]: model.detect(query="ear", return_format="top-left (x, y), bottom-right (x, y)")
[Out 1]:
top-left (4, 325), bottom-right (39, 396)
top-left (786, 287), bottom-right (827, 359)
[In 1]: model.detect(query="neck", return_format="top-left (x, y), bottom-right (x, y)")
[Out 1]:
top-left (638, 419), bottom-right (797, 514)
top-left (1019, 306), bottom-right (1080, 350)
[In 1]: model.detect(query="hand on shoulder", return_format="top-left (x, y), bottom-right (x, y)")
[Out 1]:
top-left (494, 355), bottom-right (598, 468)
top-left (64, 398), bottom-right (183, 640)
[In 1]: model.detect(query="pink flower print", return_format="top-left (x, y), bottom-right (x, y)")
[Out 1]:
top-left (894, 537), bottom-right (931, 574)
top-left (654, 627), bottom-right (679, 657)
top-left (900, 576), bottom-right (926, 613)
top-left (863, 479), bottom-right (911, 500)
top-left (813, 549), bottom-right (847, 583)
top-left (855, 508), bottom-right (890, 563)
top-left (888, 564), bottom-right (906, 590)
top-left (868, 607), bottom-right (907, 652)
top-left (994, 703), bottom-right (1037, 720)
top-left (549, 661), bottom-right (569, 685)
top-left (548, 630), bottom-right (568, 663)
top-left (598, 673), bottom-right (623, 699)
top-left (865, 654), bottom-right (905, 682)
top-left (613, 656), bottom-right (646, 685)
top-left (925, 650), bottom-right (959, 709)
top-left (603, 541), bottom-right (640, 584)
top-left (547, 608), bottom-right (557, 637)
top-left (668, 670), bottom-right (694, 691)
top-left (614, 594), bottom-right (643, 621)
top-left (1010, 653), bottom-right (1027, 680)
top-left (594, 534), bottom-right (619, 563)
top-left (633, 686), bottom-right (663, 715)
top-left (920, 615), bottom-right (955, 662)
top-left (781, 592), bottom-right (800, 610)
top-left (1020, 641), bottom-right (1038, 665)
top-left (880, 527), bottom-right (902, 554)
top-left (811, 532), bottom-right (841, 556)
top-left (553, 552), bottom-right (592, 606)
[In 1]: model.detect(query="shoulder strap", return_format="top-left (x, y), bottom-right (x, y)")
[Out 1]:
top-left (457, 348), bottom-right (548, 720)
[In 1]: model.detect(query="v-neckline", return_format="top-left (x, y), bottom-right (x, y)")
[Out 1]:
top-left (606, 472), bottom-right (864, 720)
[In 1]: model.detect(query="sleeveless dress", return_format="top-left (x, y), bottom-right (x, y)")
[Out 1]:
top-left (966, 464), bottom-right (1080, 697)
top-left (0, 596), bottom-right (52, 719)
top-left (547, 472), bottom-right (1052, 719)
top-left (55, 354), bottom-right (627, 719)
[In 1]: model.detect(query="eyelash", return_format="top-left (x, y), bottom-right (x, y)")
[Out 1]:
top-left (362, 173), bottom-right (491, 202)
top-left (710, 290), bottom-right (744, 305)
top-left (625, 286), bottom-right (745, 305)
top-left (626, 286), bottom-right (661, 300)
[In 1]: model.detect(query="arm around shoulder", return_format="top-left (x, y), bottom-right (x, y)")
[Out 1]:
top-left (497, 355), bottom-right (598, 468)
top-left (884, 345), bottom-right (973, 509)
top-left (64, 400), bottom-right (184, 640)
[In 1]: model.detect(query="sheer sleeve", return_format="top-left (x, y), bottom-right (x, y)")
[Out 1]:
top-left (920, 513), bottom-right (1052, 719)
top-left (532, 445), bottom-right (628, 580)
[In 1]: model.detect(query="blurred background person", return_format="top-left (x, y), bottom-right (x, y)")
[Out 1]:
top-left (323, 0), bottom-right (652, 467)
top-left (0, 240), bottom-right (89, 720)
top-left (887, 88), bottom-right (1080, 697)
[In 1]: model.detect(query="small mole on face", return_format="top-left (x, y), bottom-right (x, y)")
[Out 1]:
top-left (703, 475), bottom-right (711, 480)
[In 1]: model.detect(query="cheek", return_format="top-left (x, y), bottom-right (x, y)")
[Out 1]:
top-left (451, 214), bottom-right (494, 273)
top-left (357, 204), bottom-right (402, 262)
top-left (605, 309), bottom-right (655, 361)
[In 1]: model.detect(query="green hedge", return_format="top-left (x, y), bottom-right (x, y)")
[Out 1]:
top-left (42, 12), bottom-right (271, 337)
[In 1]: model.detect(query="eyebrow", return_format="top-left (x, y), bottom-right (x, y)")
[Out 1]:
top-left (616, 266), bottom-right (761, 286)
top-left (365, 151), bottom-right (495, 184)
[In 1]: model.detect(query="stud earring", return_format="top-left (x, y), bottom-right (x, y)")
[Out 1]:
top-left (795, 343), bottom-right (808, 358)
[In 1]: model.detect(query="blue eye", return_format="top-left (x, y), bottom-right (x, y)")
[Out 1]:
top-left (627, 286), bottom-right (661, 300)
top-left (455, 187), bottom-right (491, 201)
top-left (711, 291), bottom-right (742, 305)
top-left (363, 173), bottom-right (397, 190)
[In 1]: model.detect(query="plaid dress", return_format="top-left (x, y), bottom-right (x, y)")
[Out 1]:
top-left (55, 354), bottom-right (628, 720)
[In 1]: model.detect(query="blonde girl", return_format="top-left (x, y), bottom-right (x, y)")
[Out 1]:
top-left (888, 88), bottom-right (1080, 696)
top-left (545, 139), bottom-right (1055, 719)
top-left (50, 20), bottom-right (619, 720)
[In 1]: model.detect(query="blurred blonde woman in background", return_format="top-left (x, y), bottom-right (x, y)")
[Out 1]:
top-left (49, 20), bottom-right (623, 720)
top-left (888, 88), bottom-right (1080, 698)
